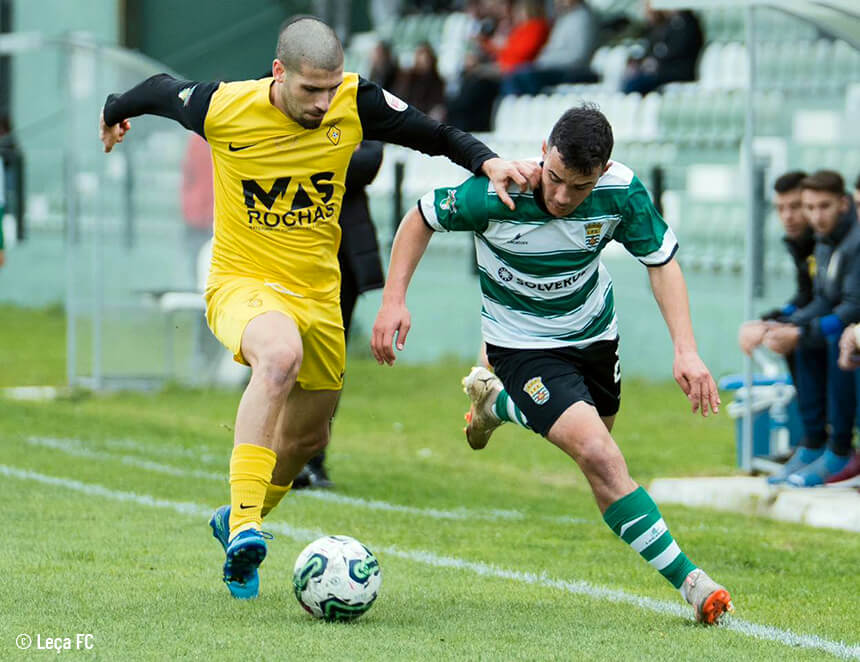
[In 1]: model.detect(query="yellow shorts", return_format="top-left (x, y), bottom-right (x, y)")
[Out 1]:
top-left (205, 277), bottom-right (345, 391)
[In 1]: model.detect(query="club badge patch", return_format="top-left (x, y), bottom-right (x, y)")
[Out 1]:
top-left (584, 222), bottom-right (603, 248)
top-left (524, 377), bottom-right (550, 405)
top-left (326, 124), bottom-right (341, 145)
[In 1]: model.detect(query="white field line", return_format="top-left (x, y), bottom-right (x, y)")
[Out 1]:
top-left (25, 436), bottom-right (586, 525)
top-left (2, 464), bottom-right (858, 661)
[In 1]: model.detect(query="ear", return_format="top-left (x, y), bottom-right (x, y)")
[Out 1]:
top-left (603, 161), bottom-right (611, 174)
top-left (839, 195), bottom-right (850, 214)
top-left (272, 59), bottom-right (285, 83)
top-left (541, 140), bottom-right (548, 159)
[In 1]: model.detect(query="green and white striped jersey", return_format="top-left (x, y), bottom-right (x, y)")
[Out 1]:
top-left (417, 160), bottom-right (677, 349)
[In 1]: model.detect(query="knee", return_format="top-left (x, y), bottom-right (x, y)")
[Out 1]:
top-left (575, 435), bottom-right (624, 477)
top-left (254, 345), bottom-right (302, 396)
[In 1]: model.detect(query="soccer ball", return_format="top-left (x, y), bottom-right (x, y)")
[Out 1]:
top-left (292, 535), bottom-right (382, 621)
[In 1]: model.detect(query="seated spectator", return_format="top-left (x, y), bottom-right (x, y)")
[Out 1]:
top-left (369, 40), bottom-right (400, 90)
top-left (854, 173), bottom-right (860, 218)
top-left (621, 1), bottom-right (703, 95)
top-left (738, 171), bottom-right (814, 382)
top-left (833, 323), bottom-right (860, 484)
top-left (394, 42), bottom-right (447, 121)
top-left (448, 0), bottom-right (550, 131)
top-left (501, 0), bottom-right (599, 96)
top-left (478, 0), bottom-right (550, 76)
top-left (763, 171), bottom-right (860, 486)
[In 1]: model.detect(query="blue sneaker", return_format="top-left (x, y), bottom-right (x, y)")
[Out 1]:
top-left (767, 447), bottom-right (823, 485)
top-left (209, 505), bottom-right (231, 552)
top-left (786, 449), bottom-right (852, 487)
top-left (223, 528), bottom-right (272, 599)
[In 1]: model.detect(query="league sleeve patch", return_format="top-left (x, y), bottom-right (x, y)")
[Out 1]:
top-left (382, 89), bottom-right (408, 112)
top-left (178, 84), bottom-right (197, 107)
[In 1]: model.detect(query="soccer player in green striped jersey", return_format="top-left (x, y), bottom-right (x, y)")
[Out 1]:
top-left (371, 104), bottom-right (733, 625)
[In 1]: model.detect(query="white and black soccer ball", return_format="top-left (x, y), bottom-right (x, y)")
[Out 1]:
top-left (293, 535), bottom-right (381, 621)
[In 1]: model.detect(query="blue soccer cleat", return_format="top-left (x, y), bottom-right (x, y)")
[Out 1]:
top-left (209, 505), bottom-right (231, 552)
top-left (222, 528), bottom-right (272, 599)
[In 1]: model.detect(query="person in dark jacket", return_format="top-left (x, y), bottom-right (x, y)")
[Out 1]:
top-left (294, 141), bottom-right (386, 489)
top-left (738, 171), bottom-right (814, 381)
top-left (764, 170), bottom-right (859, 486)
top-left (621, 3), bottom-right (704, 94)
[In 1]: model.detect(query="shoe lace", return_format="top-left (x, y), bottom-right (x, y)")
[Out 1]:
top-left (260, 530), bottom-right (274, 541)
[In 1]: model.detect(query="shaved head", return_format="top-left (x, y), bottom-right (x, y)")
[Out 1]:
top-left (276, 16), bottom-right (343, 73)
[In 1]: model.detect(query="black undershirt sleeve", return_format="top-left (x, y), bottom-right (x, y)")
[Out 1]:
top-left (102, 74), bottom-right (220, 139)
top-left (355, 76), bottom-right (496, 176)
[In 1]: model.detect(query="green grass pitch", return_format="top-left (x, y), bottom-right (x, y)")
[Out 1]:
top-left (0, 305), bottom-right (857, 660)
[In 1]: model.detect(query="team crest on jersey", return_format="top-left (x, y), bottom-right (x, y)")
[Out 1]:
top-left (440, 188), bottom-right (457, 213)
top-left (523, 377), bottom-right (550, 405)
top-left (326, 124), bottom-right (342, 145)
top-left (584, 222), bottom-right (603, 248)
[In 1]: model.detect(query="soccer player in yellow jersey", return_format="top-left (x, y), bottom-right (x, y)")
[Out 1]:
top-left (99, 16), bottom-right (539, 599)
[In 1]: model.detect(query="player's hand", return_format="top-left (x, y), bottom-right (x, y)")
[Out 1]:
top-left (838, 324), bottom-right (860, 371)
top-left (481, 157), bottom-right (536, 211)
top-left (762, 324), bottom-right (800, 355)
top-left (738, 320), bottom-right (767, 356)
top-left (673, 350), bottom-right (720, 417)
top-left (371, 301), bottom-right (411, 366)
top-left (99, 110), bottom-right (131, 153)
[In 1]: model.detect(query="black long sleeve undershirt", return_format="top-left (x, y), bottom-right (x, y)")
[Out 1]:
top-left (355, 77), bottom-right (496, 176)
top-left (102, 74), bottom-right (219, 138)
top-left (103, 74), bottom-right (497, 177)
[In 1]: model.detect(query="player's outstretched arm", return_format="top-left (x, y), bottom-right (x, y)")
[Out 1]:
top-left (648, 258), bottom-right (720, 417)
top-left (371, 207), bottom-right (434, 366)
top-left (99, 74), bottom-right (219, 153)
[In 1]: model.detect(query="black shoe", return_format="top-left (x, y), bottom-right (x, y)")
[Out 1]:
top-left (291, 466), bottom-right (312, 490)
top-left (291, 463), bottom-right (333, 490)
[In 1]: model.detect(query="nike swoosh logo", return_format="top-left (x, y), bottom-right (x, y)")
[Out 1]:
top-left (239, 503), bottom-right (255, 509)
top-left (228, 142), bottom-right (256, 152)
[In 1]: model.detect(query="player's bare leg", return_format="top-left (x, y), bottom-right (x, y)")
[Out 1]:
top-left (214, 311), bottom-right (303, 598)
top-left (271, 385), bottom-right (340, 487)
top-left (547, 401), bottom-right (733, 624)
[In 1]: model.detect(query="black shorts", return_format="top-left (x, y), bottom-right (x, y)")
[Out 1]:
top-left (486, 339), bottom-right (621, 436)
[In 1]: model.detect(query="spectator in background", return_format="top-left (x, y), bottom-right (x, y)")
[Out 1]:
top-left (394, 42), bottom-right (447, 121)
top-left (448, 0), bottom-right (550, 131)
top-left (181, 133), bottom-right (214, 284)
top-left (854, 173), bottom-right (860, 218)
top-left (501, 0), bottom-right (599, 96)
top-left (369, 41), bottom-right (400, 91)
top-left (621, 1), bottom-right (703, 95)
top-left (0, 154), bottom-right (4, 269)
top-left (764, 171), bottom-right (860, 486)
top-left (738, 171), bottom-right (814, 382)
top-left (294, 141), bottom-right (386, 489)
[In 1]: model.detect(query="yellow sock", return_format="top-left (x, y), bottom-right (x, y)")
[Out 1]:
top-left (228, 443), bottom-right (277, 539)
top-left (261, 481), bottom-right (292, 518)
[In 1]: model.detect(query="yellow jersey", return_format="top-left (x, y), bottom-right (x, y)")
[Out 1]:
top-left (103, 71), bottom-right (497, 301)
top-left (204, 75), bottom-right (361, 301)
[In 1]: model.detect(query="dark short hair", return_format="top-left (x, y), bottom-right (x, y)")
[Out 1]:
top-left (547, 104), bottom-right (613, 175)
top-left (801, 170), bottom-right (845, 196)
top-left (773, 170), bottom-right (807, 194)
top-left (276, 15), bottom-right (343, 73)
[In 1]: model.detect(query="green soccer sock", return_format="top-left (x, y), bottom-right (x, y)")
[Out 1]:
top-left (603, 486), bottom-right (697, 590)
top-left (493, 389), bottom-right (529, 429)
